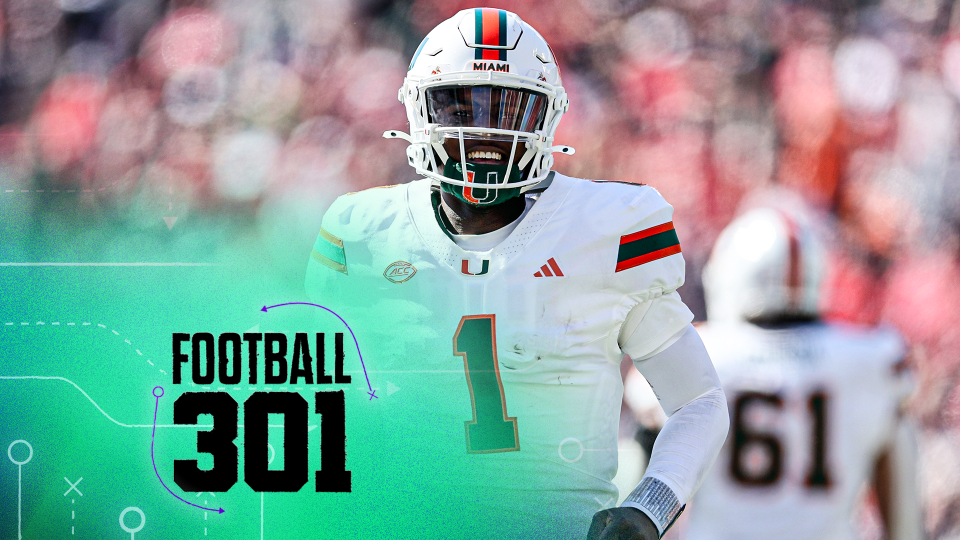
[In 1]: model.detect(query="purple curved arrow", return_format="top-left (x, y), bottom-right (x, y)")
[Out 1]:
top-left (261, 302), bottom-right (377, 400)
top-left (150, 387), bottom-right (225, 514)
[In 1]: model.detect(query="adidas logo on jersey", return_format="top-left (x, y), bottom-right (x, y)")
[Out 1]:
top-left (533, 258), bottom-right (564, 277)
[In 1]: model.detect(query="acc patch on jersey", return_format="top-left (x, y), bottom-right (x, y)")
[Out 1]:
top-left (311, 227), bottom-right (347, 275)
top-left (616, 222), bottom-right (681, 272)
top-left (384, 261), bottom-right (417, 283)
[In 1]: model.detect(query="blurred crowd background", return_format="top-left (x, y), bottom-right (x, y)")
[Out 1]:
top-left (1, 0), bottom-right (959, 537)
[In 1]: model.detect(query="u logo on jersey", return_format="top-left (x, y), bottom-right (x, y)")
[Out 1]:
top-left (461, 259), bottom-right (490, 276)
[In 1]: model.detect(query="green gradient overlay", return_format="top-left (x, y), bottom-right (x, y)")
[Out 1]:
top-left (0, 196), bottom-right (393, 539)
top-left (0, 197), bottom-right (584, 539)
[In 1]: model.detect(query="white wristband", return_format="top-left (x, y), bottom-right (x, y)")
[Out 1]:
top-left (621, 476), bottom-right (684, 536)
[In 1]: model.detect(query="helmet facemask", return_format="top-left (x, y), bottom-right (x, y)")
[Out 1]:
top-left (425, 85), bottom-right (548, 206)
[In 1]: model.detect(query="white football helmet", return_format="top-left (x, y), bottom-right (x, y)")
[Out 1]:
top-left (703, 207), bottom-right (826, 324)
top-left (384, 8), bottom-right (574, 198)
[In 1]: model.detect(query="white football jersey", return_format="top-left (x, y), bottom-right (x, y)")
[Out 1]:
top-left (685, 322), bottom-right (909, 540)
top-left (305, 173), bottom-right (693, 539)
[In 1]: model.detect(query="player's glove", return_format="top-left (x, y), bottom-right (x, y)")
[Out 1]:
top-left (586, 507), bottom-right (659, 540)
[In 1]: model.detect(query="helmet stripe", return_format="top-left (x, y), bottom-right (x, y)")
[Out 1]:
top-left (474, 8), bottom-right (483, 54)
top-left (780, 213), bottom-right (803, 309)
top-left (474, 8), bottom-right (508, 61)
top-left (498, 9), bottom-right (507, 46)
top-left (409, 37), bottom-right (428, 71)
top-left (498, 9), bottom-right (507, 60)
top-left (482, 8), bottom-right (499, 47)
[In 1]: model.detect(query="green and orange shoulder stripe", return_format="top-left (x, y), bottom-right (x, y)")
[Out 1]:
top-left (577, 177), bottom-right (683, 274)
top-left (615, 221), bottom-right (682, 273)
top-left (310, 184), bottom-right (406, 276)
top-left (311, 227), bottom-right (347, 275)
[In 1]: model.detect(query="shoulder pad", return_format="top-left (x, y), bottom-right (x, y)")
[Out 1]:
top-left (573, 179), bottom-right (679, 274)
top-left (321, 183), bottom-right (408, 242)
top-left (551, 176), bottom-right (684, 298)
top-left (309, 183), bottom-right (409, 278)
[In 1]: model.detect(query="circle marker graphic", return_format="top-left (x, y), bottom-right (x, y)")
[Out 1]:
top-left (7, 440), bottom-right (33, 466)
top-left (119, 507), bottom-right (145, 539)
top-left (153, 386), bottom-right (164, 398)
top-left (558, 437), bottom-right (584, 463)
top-left (8, 439), bottom-right (33, 539)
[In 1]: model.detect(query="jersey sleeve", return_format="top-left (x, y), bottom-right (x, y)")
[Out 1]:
top-left (620, 325), bottom-right (728, 534)
top-left (606, 187), bottom-right (685, 292)
top-left (305, 195), bottom-right (353, 304)
top-left (594, 184), bottom-right (691, 357)
top-left (304, 185), bottom-right (406, 305)
top-left (618, 292), bottom-right (694, 360)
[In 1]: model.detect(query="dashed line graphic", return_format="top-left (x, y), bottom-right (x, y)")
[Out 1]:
top-left (2, 320), bottom-right (163, 376)
top-left (63, 477), bottom-right (83, 536)
top-left (3, 177), bottom-right (126, 195)
top-left (0, 263), bottom-right (216, 266)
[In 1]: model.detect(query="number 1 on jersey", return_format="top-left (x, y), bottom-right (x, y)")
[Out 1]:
top-left (453, 315), bottom-right (520, 454)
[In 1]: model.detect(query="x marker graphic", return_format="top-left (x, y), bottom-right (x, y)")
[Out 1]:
top-left (63, 477), bottom-right (83, 497)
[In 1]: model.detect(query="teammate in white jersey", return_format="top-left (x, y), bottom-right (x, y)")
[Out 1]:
top-left (306, 9), bottom-right (729, 539)
top-left (684, 206), bottom-right (921, 540)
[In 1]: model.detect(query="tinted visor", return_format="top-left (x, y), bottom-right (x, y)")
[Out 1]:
top-left (425, 86), bottom-right (548, 139)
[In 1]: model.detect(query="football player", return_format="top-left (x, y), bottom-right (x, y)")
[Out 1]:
top-left (306, 9), bottom-right (729, 539)
top-left (683, 206), bottom-right (921, 540)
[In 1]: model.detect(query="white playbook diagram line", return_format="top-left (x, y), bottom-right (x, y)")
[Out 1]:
top-left (0, 376), bottom-right (159, 428)
top-left (2, 320), bottom-right (165, 377)
top-left (0, 263), bottom-right (217, 266)
top-left (0, 376), bottom-right (291, 429)
top-left (7, 439), bottom-right (33, 540)
top-left (17, 460), bottom-right (21, 539)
